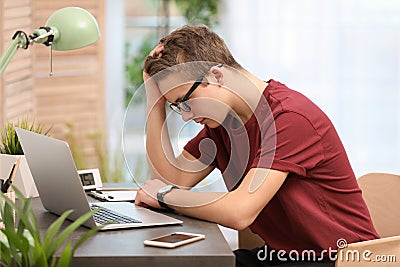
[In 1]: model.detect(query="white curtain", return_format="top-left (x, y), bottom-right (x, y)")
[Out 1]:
top-left (217, 0), bottom-right (400, 177)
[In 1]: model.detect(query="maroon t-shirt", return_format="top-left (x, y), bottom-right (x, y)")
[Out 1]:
top-left (184, 79), bottom-right (379, 256)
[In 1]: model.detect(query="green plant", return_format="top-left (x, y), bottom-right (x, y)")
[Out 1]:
top-left (0, 187), bottom-right (101, 267)
top-left (175, 0), bottom-right (220, 28)
top-left (0, 117), bottom-right (52, 155)
top-left (64, 120), bottom-right (127, 182)
top-left (124, 0), bottom-right (221, 106)
top-left (88, 131), bottom-right (109, 181)
top-left (125, 34), bottom-right (157, 107)
top-left (64, 121), bottom-right (86, 170)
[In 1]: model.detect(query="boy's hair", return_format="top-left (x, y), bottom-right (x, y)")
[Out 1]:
top-left (143, 25), bottom-right (242, 77)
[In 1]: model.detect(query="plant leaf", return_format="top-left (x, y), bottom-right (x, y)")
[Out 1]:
top-left (1, 229), bottom-right (23, 266)
top-left (32, 237), bottom-right (48, 267)
top-left (19, 232), bottom-right (31, 267)
top-left (50, 209), bottom-right (96, 251)
top-left (10, 187), bottom-right (41, 241)
top-left (0, 238), bottom-right (12, 266)
top-left (1, 195), bottom-right (15, 232)
top-left (0, 186), bottom-right (98, 267)
top-left (42, 210), bottom-right (73, 257)
top-left (55, 242), bottom-right (72, 267)
top-left (0, 116), bottom-right (52, 155)
top-left (71, 224), bottom-right (102, 254)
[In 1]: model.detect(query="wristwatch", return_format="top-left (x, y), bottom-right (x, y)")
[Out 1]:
top-left (157, 184), bottom-right (179, 211)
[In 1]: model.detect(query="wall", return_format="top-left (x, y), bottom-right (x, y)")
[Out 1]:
top-left (0, 0), bottom-right (35, 125)
top-left (218, 0), bottom-right (400, 177)
top-left (0, 0), bottom-right (105, 170)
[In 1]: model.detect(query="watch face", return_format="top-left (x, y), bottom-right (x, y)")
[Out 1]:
top-left (160, 185), bottom-right (173, 194)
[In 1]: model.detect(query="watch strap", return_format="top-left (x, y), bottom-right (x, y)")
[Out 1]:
top-left (157, 185), bottom-right (178, 211)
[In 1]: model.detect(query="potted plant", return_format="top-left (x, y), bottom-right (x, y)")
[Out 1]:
top-left (0, 117), bottom-right (52, 197)
top-left (0, 186), bottom-right (101, 267)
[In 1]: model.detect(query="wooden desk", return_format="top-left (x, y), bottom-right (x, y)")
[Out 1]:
top-left (30, 197), bottom-right (235, 267)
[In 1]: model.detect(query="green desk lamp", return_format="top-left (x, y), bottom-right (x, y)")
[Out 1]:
top-left (0, 7), bottom-right (100, 76)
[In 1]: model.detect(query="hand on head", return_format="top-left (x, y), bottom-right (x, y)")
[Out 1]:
top-left (143, 43), bottom-right (164, 81)
top-left (150, 43), bottom-right (164, 59)
top-left (143, 43), bottom-right (166, 108)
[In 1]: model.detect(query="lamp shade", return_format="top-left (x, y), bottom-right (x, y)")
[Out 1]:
top-left (46, 7), bottom-right (100, 51)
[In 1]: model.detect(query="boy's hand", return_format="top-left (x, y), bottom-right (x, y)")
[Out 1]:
top-left (149, 43), bottom-right (164, 59)
top-left (143, 44), bottom-right (166, 109)
top-left (135, 179), bottom-right (167, 209)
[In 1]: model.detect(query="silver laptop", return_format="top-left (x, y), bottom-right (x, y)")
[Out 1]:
top-left (16, 128), bottom-right (182, 230)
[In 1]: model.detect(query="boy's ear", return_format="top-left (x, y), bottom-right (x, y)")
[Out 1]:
top-left (210, 66), bottom-right (224, 85)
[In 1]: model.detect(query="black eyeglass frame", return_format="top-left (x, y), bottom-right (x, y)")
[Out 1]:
top-left (169, 75), bottom-right (205, 114)
top-left (169, 63), bottom-right (223, 115)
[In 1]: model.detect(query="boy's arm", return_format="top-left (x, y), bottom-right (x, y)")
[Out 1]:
top-left (135, 168), bottom-right (288, 230)
top-left (144, 72), bottom-right (214, 188)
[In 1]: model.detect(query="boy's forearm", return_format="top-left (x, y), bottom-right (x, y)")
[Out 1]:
top-left (163, 168), bottom-right (288, 230)
top-left (146, 104), bottom-right (180, 183)
top-left (163, 189), bottom-right (251, 230)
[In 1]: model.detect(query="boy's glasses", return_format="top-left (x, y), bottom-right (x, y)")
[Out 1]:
top-left (169, 63), bottom-right (223, 115)
top-left (169, 75), bottom-right (205, 115)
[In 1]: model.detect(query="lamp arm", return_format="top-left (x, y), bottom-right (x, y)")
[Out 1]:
top-left (0, 31), bottom-right (29, 76)
top-left (0, 7), bottom-right (100, 77)
top-left (31, 27), bottom-right (57, 46)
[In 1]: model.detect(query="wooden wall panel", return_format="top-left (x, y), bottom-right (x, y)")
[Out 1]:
top-left (1, 0), bottom-right (105, 170)
top-left (32, 0), bottom-right (105, 169)
top-left (0, 3), bottom-right (3, 126)
top-left (0, 0), bottom-right (35, 126)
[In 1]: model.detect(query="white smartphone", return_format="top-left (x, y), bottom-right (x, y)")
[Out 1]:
top-left (144, 232), bottom-right (205, 248)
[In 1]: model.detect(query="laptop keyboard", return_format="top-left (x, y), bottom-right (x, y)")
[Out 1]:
top-left (90, 204), bottom-right (142, 225)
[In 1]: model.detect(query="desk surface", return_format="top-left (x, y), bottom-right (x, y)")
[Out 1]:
top-left (31, 197), bottom-right (235, 267)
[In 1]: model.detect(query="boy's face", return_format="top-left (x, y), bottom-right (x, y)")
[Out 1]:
top-left (158, 73), bottom-right (231, 128)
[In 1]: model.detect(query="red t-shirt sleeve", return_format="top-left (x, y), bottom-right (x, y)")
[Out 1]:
top-left (184, 127), bottom-right (217, 166)
top-left (254, 111), bottom-right (324, 176)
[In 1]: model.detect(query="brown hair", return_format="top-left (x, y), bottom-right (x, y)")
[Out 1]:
top-left (144, 25), bottom-right (242, 77)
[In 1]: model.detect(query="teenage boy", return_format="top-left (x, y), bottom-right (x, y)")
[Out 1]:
top-left (134, 25), bottom-right (379, 267)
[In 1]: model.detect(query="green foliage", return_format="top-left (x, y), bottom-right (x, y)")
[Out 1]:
top-left (0, 186), bottom-right (101, 267)
top-left (0, 117), bottom-right (52, 155)
top-left (175, 0), bottom-right (220, 28)
top-left (125, 35), bottom-right (157, 107)
top-left (64, 121), bottom-right (86, 170)
top-left (65, 121), bottom-right (126, 182)
top-left (124, 0), bottom-right (221, 107)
